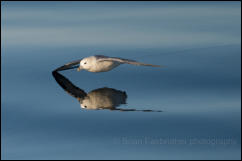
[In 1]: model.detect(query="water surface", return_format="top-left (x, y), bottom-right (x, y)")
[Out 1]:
top-left (1, 1), bottom-right (241, 160)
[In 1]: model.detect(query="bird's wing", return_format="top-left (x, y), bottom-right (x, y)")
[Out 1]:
top-left (52, 71), bottom-right (87, 99)
top-left (54, 59), bottom-right (82, 72)
top-left (109, 108), bottom-right (162, 112)
top-left (97, 56), bottom-right (161, 67)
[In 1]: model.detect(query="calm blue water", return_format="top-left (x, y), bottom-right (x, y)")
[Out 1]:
top-left (1, 2), bottom-right (241, 160)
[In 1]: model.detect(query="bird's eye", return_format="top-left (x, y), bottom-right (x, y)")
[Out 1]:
top-left (84, 105), bottom-right (87, 108)
top-left (84, 62), bottom-right (87, 64)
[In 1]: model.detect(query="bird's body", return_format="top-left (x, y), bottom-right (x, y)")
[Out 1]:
top-left (55, 55), bottom-right (161, 73)
top-left (92, 60), bottom-right (120, 72)
top-left (80, 55), bottom-right (121, 72)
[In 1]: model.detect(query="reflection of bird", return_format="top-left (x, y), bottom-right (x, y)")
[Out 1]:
top-left (55, 55), bottom-right (162, 72)
top-left (52, 71), bottom-right (162, 112)
top-left (80, 88), bottom-right (127, 110)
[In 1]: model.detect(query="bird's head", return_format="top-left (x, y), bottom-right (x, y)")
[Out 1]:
top-left (77, 57), bottom-right (94, 71)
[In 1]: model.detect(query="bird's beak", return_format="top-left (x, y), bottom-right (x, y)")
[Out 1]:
top-left (77, 66), bottom-right (83, 72)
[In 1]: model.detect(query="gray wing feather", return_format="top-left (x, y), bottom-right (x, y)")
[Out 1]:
top-left (97, 56), bottom-right (160, 67)
top-left (54, 59), bottom-right (82, 71)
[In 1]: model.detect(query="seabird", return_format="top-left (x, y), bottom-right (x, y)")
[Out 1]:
top-left (55, 55), bottom-right (162, 73)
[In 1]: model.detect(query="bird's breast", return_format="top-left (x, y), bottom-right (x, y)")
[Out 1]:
top-left (89, 61), bottom-right (120, 72)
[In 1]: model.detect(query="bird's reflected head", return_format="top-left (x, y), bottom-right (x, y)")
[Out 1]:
top-left (80, 103), bottom-right (88, 109)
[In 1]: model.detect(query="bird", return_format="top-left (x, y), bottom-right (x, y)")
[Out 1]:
top-left (54, 55), bottom-right (162, 73)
